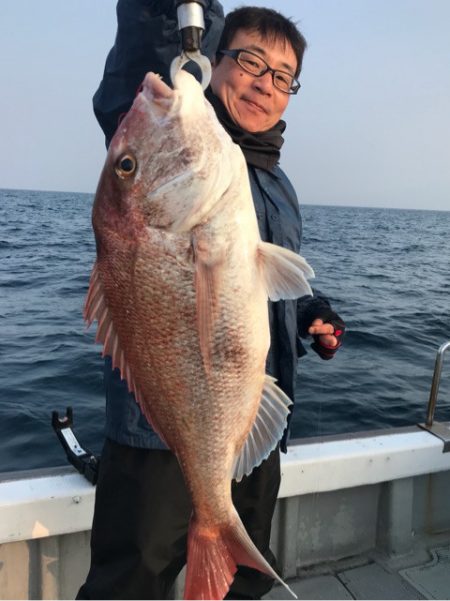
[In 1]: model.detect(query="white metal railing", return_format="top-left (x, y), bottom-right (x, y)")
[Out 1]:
top-left (419, 340), bottom-right (450, 451)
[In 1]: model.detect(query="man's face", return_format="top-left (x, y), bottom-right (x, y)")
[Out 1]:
top-left (210, 29), bottom-right (298, 133)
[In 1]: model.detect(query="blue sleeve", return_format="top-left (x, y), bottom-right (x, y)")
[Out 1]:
top-left (93, 0), bottom-right (225, 146)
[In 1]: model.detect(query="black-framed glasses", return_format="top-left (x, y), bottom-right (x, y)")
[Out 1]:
top-left (218, 48), bottom-right (300, 95)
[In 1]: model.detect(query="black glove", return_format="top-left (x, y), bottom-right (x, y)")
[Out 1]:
top-left (310, 309), bottom-right (346, 361)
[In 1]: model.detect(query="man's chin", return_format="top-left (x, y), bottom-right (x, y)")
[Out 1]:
top-left (233, 113), bottom-right (269, 133)
top-left (236, 103), bottom-right (270, 132)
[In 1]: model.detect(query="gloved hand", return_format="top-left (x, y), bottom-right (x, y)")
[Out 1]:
top-left (307, 310), bottom-right (346, 361)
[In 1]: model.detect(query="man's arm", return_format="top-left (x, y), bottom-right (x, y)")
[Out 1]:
top-left (93, 0), bottom-right (225, 145)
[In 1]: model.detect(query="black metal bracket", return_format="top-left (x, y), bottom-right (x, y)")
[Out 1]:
top-left (52, 407), bottom-right (99, 484)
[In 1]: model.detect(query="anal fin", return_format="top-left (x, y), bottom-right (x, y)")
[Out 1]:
top-left (233, 375), bottom-right (293, 482)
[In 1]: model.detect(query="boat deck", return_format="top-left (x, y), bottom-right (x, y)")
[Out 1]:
top-left (266, 537), bottom-right (450, 600)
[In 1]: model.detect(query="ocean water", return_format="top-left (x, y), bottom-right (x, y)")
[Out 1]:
top-left (1, 188), bottom-right (449, 473)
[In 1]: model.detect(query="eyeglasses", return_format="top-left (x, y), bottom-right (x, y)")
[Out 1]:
top-left (218, 48), bottom-right (300, 95)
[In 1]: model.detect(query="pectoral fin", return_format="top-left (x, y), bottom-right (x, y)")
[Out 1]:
top-left (258, 242), bottom-right (314, 300)
top-left (193, 237), bottom-right (224, 374)
top-left (232, 376), bottom-right (293, 482)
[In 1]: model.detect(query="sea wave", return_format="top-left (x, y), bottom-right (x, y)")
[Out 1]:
top-left (1, 191), bottom-right (449, 471)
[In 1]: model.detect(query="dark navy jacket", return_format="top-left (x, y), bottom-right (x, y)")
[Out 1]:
top-left (94, 0), bottom-right (334, 452)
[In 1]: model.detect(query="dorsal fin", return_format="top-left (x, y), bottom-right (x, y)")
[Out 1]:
top-left (83, 262), bottom-right (167, 444)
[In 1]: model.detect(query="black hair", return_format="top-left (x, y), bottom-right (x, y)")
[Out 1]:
top-left (216, 6), bottom-right (307, 77)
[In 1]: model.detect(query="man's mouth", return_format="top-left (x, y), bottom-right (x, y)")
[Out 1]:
top-left (241, 97), bottom-right (267, 114)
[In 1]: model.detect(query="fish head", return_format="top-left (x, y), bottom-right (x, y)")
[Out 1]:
top-left (94, 70), bottom-right (242, 235)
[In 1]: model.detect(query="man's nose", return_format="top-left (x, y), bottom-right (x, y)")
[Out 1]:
top-left (252, 70), bottom-right (273, 95)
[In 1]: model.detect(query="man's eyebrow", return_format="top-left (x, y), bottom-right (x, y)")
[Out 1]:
top-left (244, 44), bottom-right (295, 75)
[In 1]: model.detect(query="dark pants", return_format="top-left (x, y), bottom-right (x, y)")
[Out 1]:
top-left (77, 439), bottom-right (281, 600)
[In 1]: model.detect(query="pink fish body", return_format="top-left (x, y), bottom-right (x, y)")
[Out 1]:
top-left (85, 71), bottom-right (313, 600)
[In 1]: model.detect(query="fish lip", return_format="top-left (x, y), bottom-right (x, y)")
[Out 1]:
top-left (140, 72), bottom-right (178, 120)
top-left (143, 72), bottom-right (174, 101)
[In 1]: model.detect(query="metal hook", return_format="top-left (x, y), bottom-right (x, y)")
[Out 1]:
top-left (170, 50), bottom-right (212, 91)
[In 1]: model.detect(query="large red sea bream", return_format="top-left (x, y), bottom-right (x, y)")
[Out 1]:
top-left (85, 70), bottom-right (313, 600)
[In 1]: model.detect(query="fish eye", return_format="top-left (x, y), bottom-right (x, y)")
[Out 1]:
top-left (115, 154), bottom-right (137, 178)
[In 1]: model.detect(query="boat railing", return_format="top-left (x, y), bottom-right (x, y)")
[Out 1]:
top-left (419, 340), bottom-right (450, 452)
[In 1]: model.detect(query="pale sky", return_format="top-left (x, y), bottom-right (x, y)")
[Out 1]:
top-left (1, 0), bottom-right (449, 211)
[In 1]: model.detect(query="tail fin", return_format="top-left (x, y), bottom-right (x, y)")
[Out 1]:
top-left (184, 512), bottom-right (297, 600)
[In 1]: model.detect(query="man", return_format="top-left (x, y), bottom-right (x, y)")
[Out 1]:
top-left (78, 2), bottom-right (345, 599)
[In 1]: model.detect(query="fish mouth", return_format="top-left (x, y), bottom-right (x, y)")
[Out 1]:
top-left (141, 72), bottom-right (177, 119)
